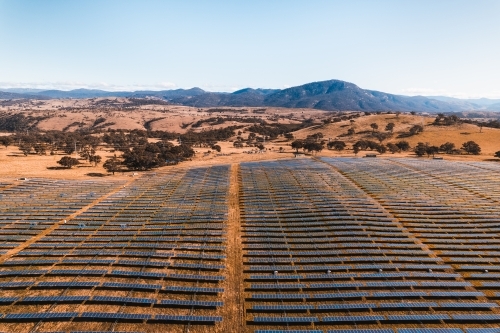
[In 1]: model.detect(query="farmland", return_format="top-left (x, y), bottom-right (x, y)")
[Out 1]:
top-left (1, 158), bottom-right (500, 332)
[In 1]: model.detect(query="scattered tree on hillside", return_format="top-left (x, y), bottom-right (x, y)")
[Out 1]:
top-left (409, 124), bottom-right (424, 135)
top-left (426, 145), bottom-right (440, 157)
top-left (370, 123), bottom-right (379, 133)
top-left (414, 142), bottom-right (428, 157)
top-left (373, 132), bottom-right (392, 143)
top-left (57, 156), bottom-right (80, 169)
top-left (386, 143), bottom-right (400, 154)
top-left (291, 140), bottom-right (304, 153)
top-left (494, 151), bottom-right (500, 159)
top-left (103, 155), bottom-right (121, 175)
top-left (90, 155), bottom-right (102, 167)
top-left (211, 144), bottom-right (221, 152)
top-left (327, 140), bottom-right (346, 151)
top-left (303, 141), bottom-right (323, 155)
top-left (19, 143), bottom-right (32, 156)
top-left (433, 114), bottom-right (461, 126)
top-left (462, 141), bottom-right (481, 155)
top-left (385, 122), bottom-right (395, 133)
top-left (395, 141), bottom-right (410, 151)
top-left (347, 128), bottom-right (355, 136)
top-left (439, 142), bottom-right (455, 154)
top-left (0, 136), bottom-right (12, 148)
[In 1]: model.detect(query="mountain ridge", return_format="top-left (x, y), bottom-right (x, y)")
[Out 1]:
top-left (1, 80), bottom-right (498, 113)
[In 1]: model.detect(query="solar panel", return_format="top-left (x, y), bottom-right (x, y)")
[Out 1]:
top-left (253, 317), bottom-right (319, 323)
top-left (37, 281), bottom-right (99, 288)
top-left (387, 314), bottom-right (450, 321)
top-left (327, 330), bottom-right (393, 333)
top-left (4, 312), bottom-right (77, 320)
top-left (79, 312), bottom-right (151, 320)
top-left (164, 286), bottom-right (223, 293)
top-left (101, 282), bottom-right (161, 290)
top-left (317, 303), bottom-right (375, 310)
top-left (91, 296), bottom-right (154, 304)
top-left (322, 315), bottom-right (384, 322)
top-left (255, 331), bottom-right (323, 333)
top-left (379, 302), bottom-right (436, 308)
top-left (452, 314), bottom-right (500, 321)
top-left (22, 296), bottom-right (89, 303)
top-left (159, 299), bottom-right (222, 308)
top-left (153, 315), bottom-right (222, 323)
top-left (398, 329), bottom-right (464, 333)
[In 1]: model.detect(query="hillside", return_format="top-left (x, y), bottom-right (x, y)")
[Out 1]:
top-left (295, 113), bottom-right (500, 156)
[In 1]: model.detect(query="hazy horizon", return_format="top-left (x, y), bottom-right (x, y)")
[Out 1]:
top-left (1, 0), bottom-right (499, 98)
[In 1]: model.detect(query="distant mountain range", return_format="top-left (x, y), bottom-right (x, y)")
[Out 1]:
top-left (2, 80), bottom-right (500, 113)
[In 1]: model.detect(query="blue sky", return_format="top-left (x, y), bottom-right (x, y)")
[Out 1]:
top-left (1, 0), bottom-right (499, 98)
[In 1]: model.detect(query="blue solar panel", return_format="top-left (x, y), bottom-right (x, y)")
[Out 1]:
top-left (452, 314), bottom-right (500, 321)
top-left (398, 329), bottom-right (464, 333)
top-left (101, 282), bottom-right (161, 290)
top-left (4, 312), bottom-right (77, 320)
top-left (159, 299), bottom-right (222, 308)
top-left (317, 303), bottom-right (375, 310)
top-left (466, 329), bottom-right (500, 333)
top-left (327, 330), bottom-right (393, 333)
top-left (387, 314), bottom-right (450, 321)
top-left (322, 315), bottom-right (384, 322)
top-left (80, 312), bottom-right (151, 320)
top-left (91, 296), bottom-right (154, 304)
top-left (153, 315), bottom-right (222, 323)
top-left (164, 286), bottom-right (223, 293)
top-left (253, 317), bottom-right (319, 323)
top-left (37, 281), bottom-right (99, 288)
top-left (22, 296), bottom-right (89, 303)
top-left (256, 331), bottom-right (323, 333)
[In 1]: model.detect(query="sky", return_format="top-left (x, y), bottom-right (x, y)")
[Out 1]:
top-left (0, 0), bottom-right (499, 98)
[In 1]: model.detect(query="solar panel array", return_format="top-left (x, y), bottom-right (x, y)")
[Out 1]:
top-left (2, 158), bottom-right (500, 332)
top-left (241, 158), bottom-right (500, 332)
top-left (0, 166), bottom-right (229, 332)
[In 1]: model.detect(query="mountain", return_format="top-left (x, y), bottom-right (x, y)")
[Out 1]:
top-left (429, 96), bottom-right (500, 107)
top-left (0, 91), bottom-right (49, 99)
top-left (2, 80), bottom-right (499, 113)
top-left (171, 80), bottom-right (463, 112)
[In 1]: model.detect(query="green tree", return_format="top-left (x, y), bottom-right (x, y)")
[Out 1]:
top-left (409, 124), bottom-right (424, 135)
top-left (439, 142), bottom-right (455, 154)
top-left (90, 155), bottom-right (102, 167)
top-left (103, 156), bottom-right (121, 175)
top-left (425, 145), bottom-right (440, 157)
top-left (395, 140), bottom-right (410, 151)
top-left (291, 139), bottom-right (304, 153)
top-left (414, 142), bottom-right (428, 157)
top-left (57, 156), bottom-right (80, 169)
top-left (303, 141), bottom-right (323, 155)
top-left (462, 141), bottom-right (481, 155)
top-left (386, 143), bottom-right (400, 154)
top-left (0, 136), bottom-right (12, 148)
top-left (327, 140), bottom-right (346, 151)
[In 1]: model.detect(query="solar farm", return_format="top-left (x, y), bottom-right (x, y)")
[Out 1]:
top-left (0, 158), bottom-right (500, 333)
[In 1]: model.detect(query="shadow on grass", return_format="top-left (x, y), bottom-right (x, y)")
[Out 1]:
top-left (86, 172), bottom-right (108, 177)
top-left (46, 166), bottom-right (70, 170)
